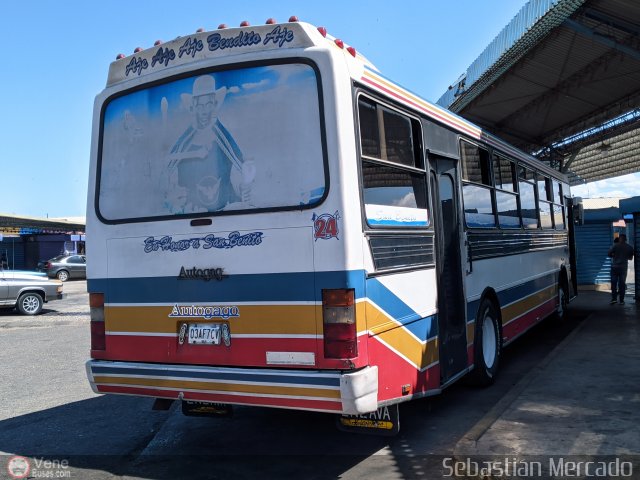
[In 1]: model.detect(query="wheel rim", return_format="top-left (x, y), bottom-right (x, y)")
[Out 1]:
top-left (482, 314), bottom-right (497, 368)
top-left (22, 296), bottom-right (40, 314)
top-left (58, 271), bottom-right (68, 281)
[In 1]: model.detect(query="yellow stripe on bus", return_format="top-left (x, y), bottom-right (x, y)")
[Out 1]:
top-left (105, 304), bottom-right (319, 334)
top-left (501, 285), bottom-right (556, 325)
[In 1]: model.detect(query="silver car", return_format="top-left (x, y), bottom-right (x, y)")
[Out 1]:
top-left (0, 270), bottom-right (64, 315)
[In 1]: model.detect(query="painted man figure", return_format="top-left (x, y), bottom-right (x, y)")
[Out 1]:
top-left (168, 75), bottom-right (249, 212)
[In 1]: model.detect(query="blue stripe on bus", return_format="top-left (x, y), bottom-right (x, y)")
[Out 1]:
top-left (89, 270), bottom-right (437, 340)
top-left (366, 277), bottom-right (438, 341)
top-left (466, 272), bottom-right (557, 322)
top-left (89, 270), bottom-right (367, 303)
top-left (91, 366), bottom-right (341, 387)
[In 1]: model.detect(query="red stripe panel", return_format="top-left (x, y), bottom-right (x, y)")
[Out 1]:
top-left (502, 298), bottom-right (556, 343)
top-left (97, 385), bottom-right (342, 412)
top-left (366, 337), bottom-right (440, 403)
top-left (104, 336), bottom-right (319, 366)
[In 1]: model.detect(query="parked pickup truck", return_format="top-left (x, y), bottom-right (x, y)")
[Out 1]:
top-left (0, 270), bottom-right (64, 315)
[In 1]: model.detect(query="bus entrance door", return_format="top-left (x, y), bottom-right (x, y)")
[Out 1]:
top-left (430, 157), bottom-right (468, 384)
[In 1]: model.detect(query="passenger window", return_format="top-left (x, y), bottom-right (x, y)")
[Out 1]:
top-left (358, 97), bottom-right (418, 168)
top-left (461, 141), bottom-right (492, 186)
top-left (358, 96), bottom-right (427, 228)
top-left (460, 140), bottom-right (495, 228)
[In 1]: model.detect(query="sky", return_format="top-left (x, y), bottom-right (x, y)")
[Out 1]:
top-left (1, 0), bottom-right (637, 219)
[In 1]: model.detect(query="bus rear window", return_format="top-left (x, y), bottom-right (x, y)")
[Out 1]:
top-left (98, 63), bottom-right (326, 221)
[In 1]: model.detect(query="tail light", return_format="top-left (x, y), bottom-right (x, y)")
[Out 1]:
top-left (90, 293), bottom-right (105, 351)
top-left (45, 262), bottom-right (52, 269)
top-left (322, 289), bottom-right (357, 359)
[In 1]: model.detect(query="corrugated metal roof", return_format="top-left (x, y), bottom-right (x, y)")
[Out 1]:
top-left (436, 0), bottom-right (640, 187)
top-left (437, 0), bottom-right (586, 111)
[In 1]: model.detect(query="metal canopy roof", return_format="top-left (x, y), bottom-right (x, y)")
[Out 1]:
top-left (437, 0), bottom-right (640, 186)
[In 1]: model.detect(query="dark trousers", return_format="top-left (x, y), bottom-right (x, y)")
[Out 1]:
top-left (611, 265), bottom-right (628, 301)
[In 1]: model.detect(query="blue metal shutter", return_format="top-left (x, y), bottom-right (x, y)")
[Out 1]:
top-left (0, 238), bottom-right (26, 270)
top-left (575, 223), bottom-right (612, 285)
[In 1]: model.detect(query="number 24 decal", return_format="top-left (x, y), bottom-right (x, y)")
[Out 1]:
top-left (313, 211), bottom-right (340, 240)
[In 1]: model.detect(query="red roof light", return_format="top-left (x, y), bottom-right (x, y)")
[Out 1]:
top-left (347, 46), bottom-right (357, 57)
top-left (266, 18), bottom-right (276, 24)
top-left (154, 40), bottom-right (163, 46)
top-left (317, 26), bottom-right (327, 37)
top-left (289, 16), bottom-right (299, 22)
top-left (240, 20), bottom-right (250, 27)
top-left (218, 23), bottom-right (227, 29)
top-left (334, 39), bottom-right (344, 49)
top-left (134, 47), bottom-right (143, 53)
top-left (116, 54), bottom-right (125, 60)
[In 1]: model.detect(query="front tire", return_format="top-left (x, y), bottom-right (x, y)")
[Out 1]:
top-left (470, 298), bottom-right (501, 386)
top-left (17, 292), bottom-right (43, 315)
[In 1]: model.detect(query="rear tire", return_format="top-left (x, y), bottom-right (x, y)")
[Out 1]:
top-left (17, 292), bottom-right (43, 315)
top-left (555, 279), bottom-right (569, 321)
top-left (56, 270), bottom-right (69, 282)
top-left (469, 298), bottom-right (501, 386)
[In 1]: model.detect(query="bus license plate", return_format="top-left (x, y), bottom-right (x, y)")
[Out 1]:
top-left (187, 324), bottom-right (221, 345)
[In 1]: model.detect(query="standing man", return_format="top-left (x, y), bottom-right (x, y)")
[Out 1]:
top-left (608, 233), bottom-right (634, 305)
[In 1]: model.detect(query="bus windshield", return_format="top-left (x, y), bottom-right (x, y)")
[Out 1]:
top-left (98, 62), bottom-right (326, 221)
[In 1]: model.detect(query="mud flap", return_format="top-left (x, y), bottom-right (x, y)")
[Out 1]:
top-left (336, 404), bottom-right (400, 436)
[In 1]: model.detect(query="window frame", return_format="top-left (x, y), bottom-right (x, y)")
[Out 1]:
top-left (356, 93), bottom-right (428, 231)
top-left (460, 139), bottom-right (496, 229)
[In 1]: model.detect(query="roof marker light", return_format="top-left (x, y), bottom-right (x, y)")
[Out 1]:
top-left (289, 16), bottom-right (299, 22)
top-left (196, 28), bottom-right (204, 33)
top-left (134, 47), bottom-right (143, 53)
top-left (347, 46), bottom-right (357, 57)
top-left (317, 26), bottom-right (327, 37)
top-left (218, 23), bottom-right (227, 29)
top-left (154, 40), bottom-right (163, 46)
top-left (116, 54), bottom-right (125, 60)
top-left (334, 39), bottom-right (344, 49)
top-left (240, 20), bottom-right (250, 27)
top-left (266, 18), bottom-right (276, 24)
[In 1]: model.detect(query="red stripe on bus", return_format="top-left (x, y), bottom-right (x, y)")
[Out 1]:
top-left (361, 76), bottom-right (481, 139)
top-left (366, 338), bottom-right (440, 402)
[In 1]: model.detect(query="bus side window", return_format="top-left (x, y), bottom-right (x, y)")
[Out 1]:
top-left (518, 166), bottom-right (538, 229)
top-left (493, 154), bottom-right (519, 229)
top-left (460, 140), bottom-right (495, 228)
top-left (358, 96), bottom-right (428, 228)
top-left (537, 173), bottom-right (553, 229)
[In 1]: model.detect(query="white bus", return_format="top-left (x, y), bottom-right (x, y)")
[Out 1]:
top-left (85, 18), bottom-right (576, 433)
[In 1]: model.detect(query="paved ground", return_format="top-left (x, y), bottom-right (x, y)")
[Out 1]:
top-left (454, 290), bottom-right (640, 477)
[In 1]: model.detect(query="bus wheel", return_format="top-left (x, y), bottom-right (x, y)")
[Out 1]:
top-left (555, 280), bottom-right (569, 321)
top-left (470, 298), bottom-right (501, 386)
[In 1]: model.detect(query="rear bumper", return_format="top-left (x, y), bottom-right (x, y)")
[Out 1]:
top-left (86, 360), bottom-right (378, 415)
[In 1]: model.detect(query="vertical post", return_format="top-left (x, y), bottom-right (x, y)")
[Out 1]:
top-left (634, 213), bottom-right (639, 301)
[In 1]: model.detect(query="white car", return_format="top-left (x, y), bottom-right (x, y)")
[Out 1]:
top-left (0, 270), bottom-right (64, 315)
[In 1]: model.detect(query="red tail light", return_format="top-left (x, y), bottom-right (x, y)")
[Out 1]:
top-left (90, 293), bottom-right (105, 351)
top-left (45, 262), bottom-right (52, 269)
top-left (322, 289), bottom-right (357, 359)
